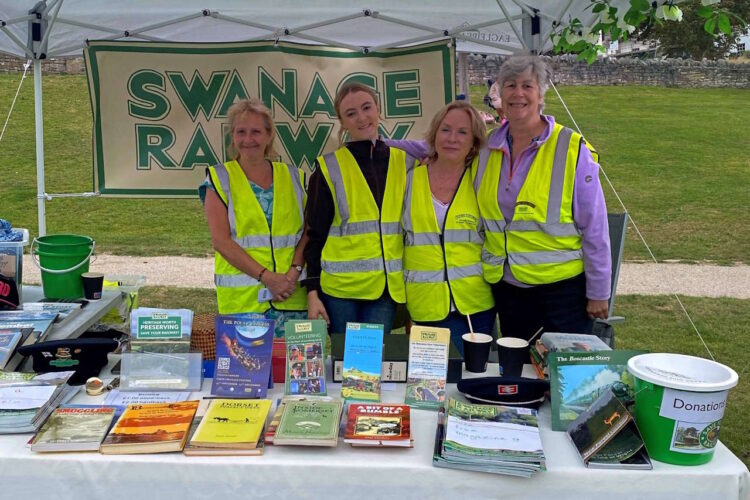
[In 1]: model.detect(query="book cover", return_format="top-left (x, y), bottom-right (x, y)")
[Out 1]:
top-left (549, 350), bottom-right (645, 431)
top-left (183, 415), bottom-right (265, 456)
top-left (341, 322), bottom-right (384, 402)
top-left (0, 312), bottom-right (57, 341)
top-left (190, 398), bottom-right (271, 448)
top-left (284, 319), bottom-right (327, 396)
top-left (30, 407), bottom-right (116, 452)
top-left (404, 325), bottom-right (449, 410)
top-left (264, 398), bottom-right (287, 444)
top-left (344, 403), bottom-right (411, 446)
top-left (22, 303), bottom-right (82, 326)
top-left (540, 332), bottom-right (612, 353)
top-left (212, 314), bottom-right (274, 398)
top-left (100, 400), bottom-right (199, 454)
top-left (0, 329), bottom-right (23, 370)
top-left (273, 399), bottom-right (343, 446)
top-left (567, 388), bottom-right (652, 469)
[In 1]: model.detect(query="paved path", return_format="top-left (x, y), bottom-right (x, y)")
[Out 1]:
top-left (23, 255), bottom-right (750, 299)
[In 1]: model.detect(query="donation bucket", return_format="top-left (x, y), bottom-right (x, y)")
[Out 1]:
top-left (32, 235), bottom-right (95, 299)
top-left (627, 353), bottom-right (738, 465)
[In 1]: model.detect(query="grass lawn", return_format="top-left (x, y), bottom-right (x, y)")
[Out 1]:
top-left (1, 75), bottom-right (748, 263)
top-left (139, 287), bottom-right (749, 466)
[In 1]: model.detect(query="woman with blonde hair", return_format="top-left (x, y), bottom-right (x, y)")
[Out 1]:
top-left (200, 98), bottom-right (308, 335)
top-left (303, 82), bottom-right (415, 334)
top-left (399, 101), bottom-right (495, 355)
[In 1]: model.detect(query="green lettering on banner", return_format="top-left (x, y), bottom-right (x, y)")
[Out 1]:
top-left (137, 315), bottom-right (182, 339)
top-left (135, 124), bottom-right (177, 169)
top-left (384, 70), bottom-right (421, 118)
top-left (216, 70), bottom-right (250, 118)
top-left (378, 121), bottom-right (414, 140)
top-left (128, 69), bottom-right (170, 120)
top-left (276, 122), bottom-right (333, 170)
top-left (300, 73), bottom-right (336, 118)
top-left (167, 70), bottom-right (228, 121)
top-left (181, 123), bottom-right (219, 169)
top-left (259, 68), bottom-right (298, 120)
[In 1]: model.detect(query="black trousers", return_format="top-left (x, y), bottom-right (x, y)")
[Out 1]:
top-left (492, 273), bottom-right (592, 341)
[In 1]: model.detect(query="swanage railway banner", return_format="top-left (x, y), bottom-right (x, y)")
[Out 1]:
top-left (84, 40), bottom-right (454, 197)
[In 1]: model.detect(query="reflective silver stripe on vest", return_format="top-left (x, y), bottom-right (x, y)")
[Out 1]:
top-left (321, 257), bottom-right (384, 274)
top-left (443, 229), bottom-right (483, 244)
top-left (328, 220), bottom-right (379, 237)
top-left (287, 164), bottom-right (305, 223)
top-left (236, 234), bottom-right (271, 248)
top-left (380, 221), bottom-right (401, 235)
top-left (473, 145), bottom-right (491, 192)
top-left (404, 269), bottom-right (444, 283)
top-left (447, 263), bottom-right (483, 280)
top-left (271, 234), bottom-right (299, 249)
top-left (214, 273), bottom-right (262, 288)
top-left (406, 232), bottom-right (441, 246)
top-left (506, 220), bottom-right (579, 237)
top-left (507, 249), bottom-right (583, 266)
top-left (323, 152), bottom-right (350, 223)
top-left (385, 259), bottom-right (403, 273)
top-left (483, 217), bottom-right (506, 233)
top-left (482, 248), bottom-right (506, 266)
top-left (212, 163), bottom-right (237, 239)
top-left (547, 127), bottom-right (573, 223)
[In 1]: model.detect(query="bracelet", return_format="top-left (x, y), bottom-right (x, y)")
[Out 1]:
top-left (258, 268), bottom-right (267, 282)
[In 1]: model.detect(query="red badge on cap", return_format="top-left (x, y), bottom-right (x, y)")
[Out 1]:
top-left (497, 384), bottom-right (518, 395)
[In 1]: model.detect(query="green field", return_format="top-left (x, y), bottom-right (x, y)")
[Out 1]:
top-left (1, 75), bottom-right (748, 262)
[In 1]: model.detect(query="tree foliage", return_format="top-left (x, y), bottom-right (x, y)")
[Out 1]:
top-left (638, 0), bottom-right (750, 59)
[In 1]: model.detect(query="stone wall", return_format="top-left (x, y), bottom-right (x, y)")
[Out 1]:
top-left (468, 54), bottom-right (750, 89)
top-left (3, 53), bottom-right (748, 88)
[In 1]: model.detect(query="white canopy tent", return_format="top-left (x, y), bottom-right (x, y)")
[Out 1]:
top-left (0, 0), bottom-right (637, 235)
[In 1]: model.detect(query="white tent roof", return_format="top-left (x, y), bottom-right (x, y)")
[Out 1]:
top-left (1, 0), bottom-right (634, 58)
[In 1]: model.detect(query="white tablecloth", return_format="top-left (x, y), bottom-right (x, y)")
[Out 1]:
top-left (1, 371), bottom-right (747, 500)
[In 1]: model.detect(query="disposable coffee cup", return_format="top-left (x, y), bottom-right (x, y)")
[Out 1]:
top-left (81, 272), bottom-right (104, 300)
top-left (462, 333), bottom-right (493, 373)
top-left (497, 337), bottom-right (529, 377)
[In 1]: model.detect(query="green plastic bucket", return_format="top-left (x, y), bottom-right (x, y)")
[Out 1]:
top-left (628, 353), bottom-right (738, 465)
top-left (31, 235), bottom-right (96, 299)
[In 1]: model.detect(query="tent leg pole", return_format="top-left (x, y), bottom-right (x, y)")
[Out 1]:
top-left (457, 52), bottom-right (469, 98)
top-left (34, 58), bottom-right (46, 237)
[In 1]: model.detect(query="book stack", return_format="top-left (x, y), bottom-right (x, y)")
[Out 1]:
top-left (0, 371), bottom-right (77, 434)
top-left (433, 398), bottom-right (546, 477)
top-left (530, 332), bottom-right (613, 380)
top-left (183, 398), bottom-right (271, 456)
top-left (30, 406), bottom-right (117, 452)
top-left (0, 329), bottom-right (24, 370)
top-left (0, 311), bottom-right (58, 371)
top-left (22, 302), bottom-right (83, 329)
top-left (100, 401), bottom-right (200, 454)
top-left (344, 403), bottom-right (412, 447)
top-left (272, 399), bottom-right (343, 447)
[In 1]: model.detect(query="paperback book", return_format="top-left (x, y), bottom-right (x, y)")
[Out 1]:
top-left (341, 322), bottom-right (384, 402)
top-left (540, 332), bottom-right (612, 353)
top-left (0, 329), bottom-right (23, 370)
top-left (22, 302), bottom-right (82, 327)
top-left (567, 387), bottom-right (652, 469)
top-left (0, 311), bottom-right (58, 341)
top-left (0, 371), bottom-right (77, 434)
top-left (273, 399), bottom-right (343, 447)
top-left (549, 350), bottom-right (645, 431)
top-left (404, 325), bottom-right (449, 410)
top-left (190, 398), bottom-right (272, 449)
top-left (30, 406), bottom-right (116, 452)
top-left (344, 403), bottom-right (412, 447)
top-left (212, 314), bottom-right (274, 398)
top-left (100, 400), bottom-right (199, 454)
top-left (284, 319), bottom-right (327, 396)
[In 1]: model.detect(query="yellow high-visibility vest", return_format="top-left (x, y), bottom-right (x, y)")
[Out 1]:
top-left (402, 163), bottom-right (494, 321)
top-left (209, 160), bottom-right (307, 314)
top-left (472, 147), bottom-right (507, 284)
top-left (317, 146), bottom-right (411, 302)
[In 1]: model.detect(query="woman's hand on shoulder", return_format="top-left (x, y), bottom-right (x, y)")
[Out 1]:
top-left (307, 290), bottom-right (330, 326)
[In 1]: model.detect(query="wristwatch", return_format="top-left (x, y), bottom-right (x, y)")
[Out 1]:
top-left (293, 264), bottom-right (304, 273)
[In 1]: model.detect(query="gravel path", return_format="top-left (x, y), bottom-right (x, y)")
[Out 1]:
top-left (22, 254), bottom-right (750, 299)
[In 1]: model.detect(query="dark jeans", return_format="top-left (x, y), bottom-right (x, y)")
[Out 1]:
top-left (418, 308), bottom-right (496, 357)
top-left (492, 273), bottom-right (592, 341)
top-left (320, 291), bottom-right (396, 335)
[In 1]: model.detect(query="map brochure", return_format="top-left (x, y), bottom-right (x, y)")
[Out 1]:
top-left (341, 322), bottom-right (384, 402)
top-left (549, 350), bottom-right (645, 431)
top-left (284, 319), bottom-right (327, 396)
top-left (211, 314), bottom-right (274, 398)
top-left (567, 387), bottom-right (652, 469)
top-left (404, 325), bottom-right (449, 410)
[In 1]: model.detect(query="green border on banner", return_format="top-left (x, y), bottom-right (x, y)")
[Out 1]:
top-left (85, 39), bottom-right (455, 197)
